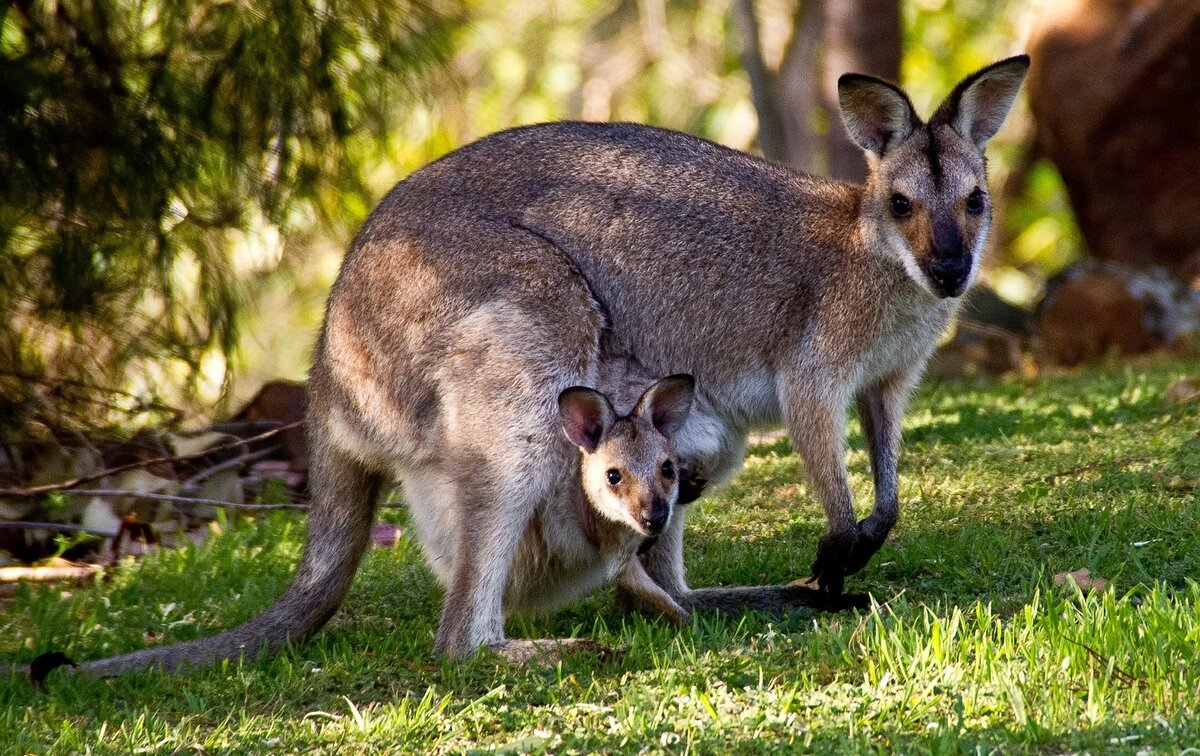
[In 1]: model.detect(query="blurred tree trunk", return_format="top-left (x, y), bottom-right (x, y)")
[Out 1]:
top-left (820, 0), bottom-right (901, 182)
top-left (776, 0), bottom-right (825, 174)
top-left (1029, 0), bottom-right (1200, 277)
top-left (734, 0), bottom-right (900, 181)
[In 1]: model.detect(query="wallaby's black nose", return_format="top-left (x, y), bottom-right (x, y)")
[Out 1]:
top-left (928, 256), bottom-right (971, 297)
top-left (643, 509), bottom-right (669, 534)
top-left (642, 498), bottom-right (670, 534)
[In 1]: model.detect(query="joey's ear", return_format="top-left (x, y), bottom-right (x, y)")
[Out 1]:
top-left (837, 74), bottom-right (920, 157)
top-left (558, 387), bottom-right (615, 453)
top-left (931, 55), bottom-right (1030, 148)
top-left (634, 374), bottom-right (695, 438)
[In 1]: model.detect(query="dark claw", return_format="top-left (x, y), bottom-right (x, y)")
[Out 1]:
top-left (810, 530), bottom-right (855, 594)
top-left (810, 519), bottom-right (890, 593)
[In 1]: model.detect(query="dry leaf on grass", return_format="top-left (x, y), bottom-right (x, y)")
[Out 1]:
top-left (1053, 567), bottom-right (1109, 592)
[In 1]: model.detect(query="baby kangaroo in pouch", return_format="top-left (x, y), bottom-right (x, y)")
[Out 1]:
top-left (503, 373), bottom-right (697, 649)
top-left (65, 56), bottom-right (1028, 676)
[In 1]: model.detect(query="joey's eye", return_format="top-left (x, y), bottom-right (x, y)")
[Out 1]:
top-left (660, 460), bottom-right (676, 479)
top-left (965, 187), bottom-right (985, 215)
top-left (606, 469), bottom-right (622, 486)
top-left (889, 193), bottom-right (911, 219)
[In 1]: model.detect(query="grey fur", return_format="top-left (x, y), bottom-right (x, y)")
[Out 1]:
top-left (72, 57), bottom-right (1028, 674)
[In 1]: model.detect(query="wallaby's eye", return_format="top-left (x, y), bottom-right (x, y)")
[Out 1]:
top-left (660, 460), bottom-right (675, 479)
top-left (889, 193), bottom-right (911, 219)
top-left (966, 187), bottom-right (985, 215)
top-left (606, 469), bottom-right (622, 486)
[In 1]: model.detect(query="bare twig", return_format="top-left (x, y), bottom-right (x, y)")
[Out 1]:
top-left (1028, 455), bottom-right (1154, 486)
top-left (36, 490), bottom-right (406, 512)
top-left (61, 489), bottom-right (310, 511)
top-left (179, 446), bottom-right (280, 492)
top-left (0, 521), bottom-right (110, 535)
top-left (1058, 633), bottom-right (1144, 689)
top-left (0, 421), bottom-right (303, 497)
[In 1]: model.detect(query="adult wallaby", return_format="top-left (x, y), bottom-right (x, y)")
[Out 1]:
top-left (66, 55), bottom-right (1027, 673)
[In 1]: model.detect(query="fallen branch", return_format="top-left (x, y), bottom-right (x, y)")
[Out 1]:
top-left (62, 489), bottom-right (310, 511)
top-left (0, 421), bottom-right (303, 497)
top-left (0, 563), bottom-right (103, 583)
top-left (20, 490), bottom-right (406, 512)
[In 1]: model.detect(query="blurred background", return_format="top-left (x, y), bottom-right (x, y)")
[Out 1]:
top-left (2, 0), bottom-right (1198, 443)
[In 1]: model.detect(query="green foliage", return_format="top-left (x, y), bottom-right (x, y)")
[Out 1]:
top-left (0, 0), bottom-right (459, 436)
top-left (0, 0), bottom-right (1092, 431)
top-left (2, 360), bottom-right (1198, 751)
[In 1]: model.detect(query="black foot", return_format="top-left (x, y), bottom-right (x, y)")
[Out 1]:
top-left (810, 520), bottom-right (889, 593)
top-left (29, 651), bottom-right (76, 687)
top-left (780, 583), bottom-right (871, 612)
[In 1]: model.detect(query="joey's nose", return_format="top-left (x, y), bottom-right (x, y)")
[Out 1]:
top-left (928, 256), bottom-right (971, 298)
top-left (641, 496), bottom-right (670, 534)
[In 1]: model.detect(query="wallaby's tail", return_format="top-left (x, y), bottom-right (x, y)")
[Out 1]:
top-left (79, 442), bottom-right (382, 676)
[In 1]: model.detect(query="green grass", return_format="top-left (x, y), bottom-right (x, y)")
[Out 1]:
top-left (3, 359), bottom-right (1199, 753)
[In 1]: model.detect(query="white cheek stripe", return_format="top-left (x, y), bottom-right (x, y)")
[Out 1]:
top-left (880, 223), bottom-right (937, 297)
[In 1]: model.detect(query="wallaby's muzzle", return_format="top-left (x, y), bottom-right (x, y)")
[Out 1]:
top-left (927, 254), bottom-right (972, 298)
top-left (639, 493), bottom-right (671, 535)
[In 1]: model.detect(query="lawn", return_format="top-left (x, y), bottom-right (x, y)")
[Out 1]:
top-left (2, 359), bottom-right (1199, 753)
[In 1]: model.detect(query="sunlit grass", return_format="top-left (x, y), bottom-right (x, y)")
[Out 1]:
top-left (2, 359), bottom-right (1198, 753)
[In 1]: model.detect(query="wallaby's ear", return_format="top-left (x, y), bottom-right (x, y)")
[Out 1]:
top-left (558, 387), bottom-right (615, 453)
top-left (837, 74), bottom-right (920, 157)
top-left (634, 374), bottom-right (695, 438)
top-left (931, 55), bottom-right (1030, 148)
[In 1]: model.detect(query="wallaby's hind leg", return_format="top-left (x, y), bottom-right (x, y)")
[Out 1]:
top-left (426, 293), bottom-right (601, 659)
top-left (431, 465), bottom-right (545, 656)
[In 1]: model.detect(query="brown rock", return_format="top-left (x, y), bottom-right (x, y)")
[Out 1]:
top-left (1036, 268), bottom-right (1159, 365)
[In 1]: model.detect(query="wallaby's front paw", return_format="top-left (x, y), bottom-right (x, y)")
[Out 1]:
top-left (614, 585), bottom-right (690, 626)
top-left (844, 517), bottom-right (889, 575)
top-left (660, 604), bottom-right (691, 627)
top-left (676, 467), bottom-right (709, 505)
top-left (812, 519), bottom-right (892, 592)
top-left (810, 530), bottom-right (856, 594)
top-left (491, 638), bottom-right (622, 665)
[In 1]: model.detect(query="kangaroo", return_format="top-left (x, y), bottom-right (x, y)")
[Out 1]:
top-left (61, 56), bottom-right (1027, 674)
top-left (504, 373), bottom-right (697, 632)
